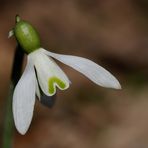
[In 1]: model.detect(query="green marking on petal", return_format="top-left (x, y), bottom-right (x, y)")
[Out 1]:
top-left (48, 77), bottom-right (66, 94)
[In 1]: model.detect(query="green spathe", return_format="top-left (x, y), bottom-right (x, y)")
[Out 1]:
top-left (48, 77), bottom-right (66, 94)
top-left (14, 16), bottom-right (41, 53)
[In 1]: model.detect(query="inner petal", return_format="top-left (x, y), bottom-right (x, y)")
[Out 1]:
top-left (30, 49), bottom-right (70, 96)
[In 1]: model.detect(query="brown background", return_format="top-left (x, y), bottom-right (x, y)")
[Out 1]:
top-left (1, 0), bottom-right (148, 147)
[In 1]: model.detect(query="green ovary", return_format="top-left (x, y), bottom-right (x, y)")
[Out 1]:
top-left (48, 77), bottom-right (66, 94)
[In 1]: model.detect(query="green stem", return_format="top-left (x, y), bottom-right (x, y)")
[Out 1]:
top-left (2, 45), bottom-right (24, 148)
top-left (3, 83), bottom-right (14, 148)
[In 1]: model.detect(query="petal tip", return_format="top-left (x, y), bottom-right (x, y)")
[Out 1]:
top-left (113, 82), bottom-right (122, 90)
top-left (18, 129), bottom-right (27, 135)
top-left (110, 79), bottom-right (122, 90)
top-left (15, 124), bottom-right (28, 135)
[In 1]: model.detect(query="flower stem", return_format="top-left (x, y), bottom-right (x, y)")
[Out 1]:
top-left (2, 45), bottom-right (24, 148)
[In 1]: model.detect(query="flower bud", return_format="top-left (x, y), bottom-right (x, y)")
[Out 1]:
top-left (14, 15), bottom-right (41, 53)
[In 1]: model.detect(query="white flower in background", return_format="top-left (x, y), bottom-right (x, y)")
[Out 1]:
top-left (10, 15), bottom-right (121, 135)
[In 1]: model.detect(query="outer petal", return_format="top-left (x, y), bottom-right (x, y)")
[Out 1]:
top-left (41, 48), bottom-right (121, 89)
top-left (30, 50), bottom-right (70, 96)
top-left (13, 56), bottom-right (36, 135)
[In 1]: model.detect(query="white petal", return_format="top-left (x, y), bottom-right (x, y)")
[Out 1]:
top-left (13, 56), bottom-right (36, 135)
top-left (41, 48), bottom-right (121, 89)
top-left (30, 50), bottom-right (70, 96)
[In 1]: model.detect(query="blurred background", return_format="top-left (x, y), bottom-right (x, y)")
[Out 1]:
top-left (1, 0), bottom-right (148, 147)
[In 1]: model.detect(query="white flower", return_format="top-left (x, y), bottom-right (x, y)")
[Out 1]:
top-left (10, 15), bottom-right (121, 135)
top-left (13, 48), bottom-right (121, 135)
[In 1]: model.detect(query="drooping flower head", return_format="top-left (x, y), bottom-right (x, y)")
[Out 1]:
top-left (10, 15), bottom-right (121, 135)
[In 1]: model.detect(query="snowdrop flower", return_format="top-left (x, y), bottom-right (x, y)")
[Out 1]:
top-left (10, 15), bottom-right (121, 135)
